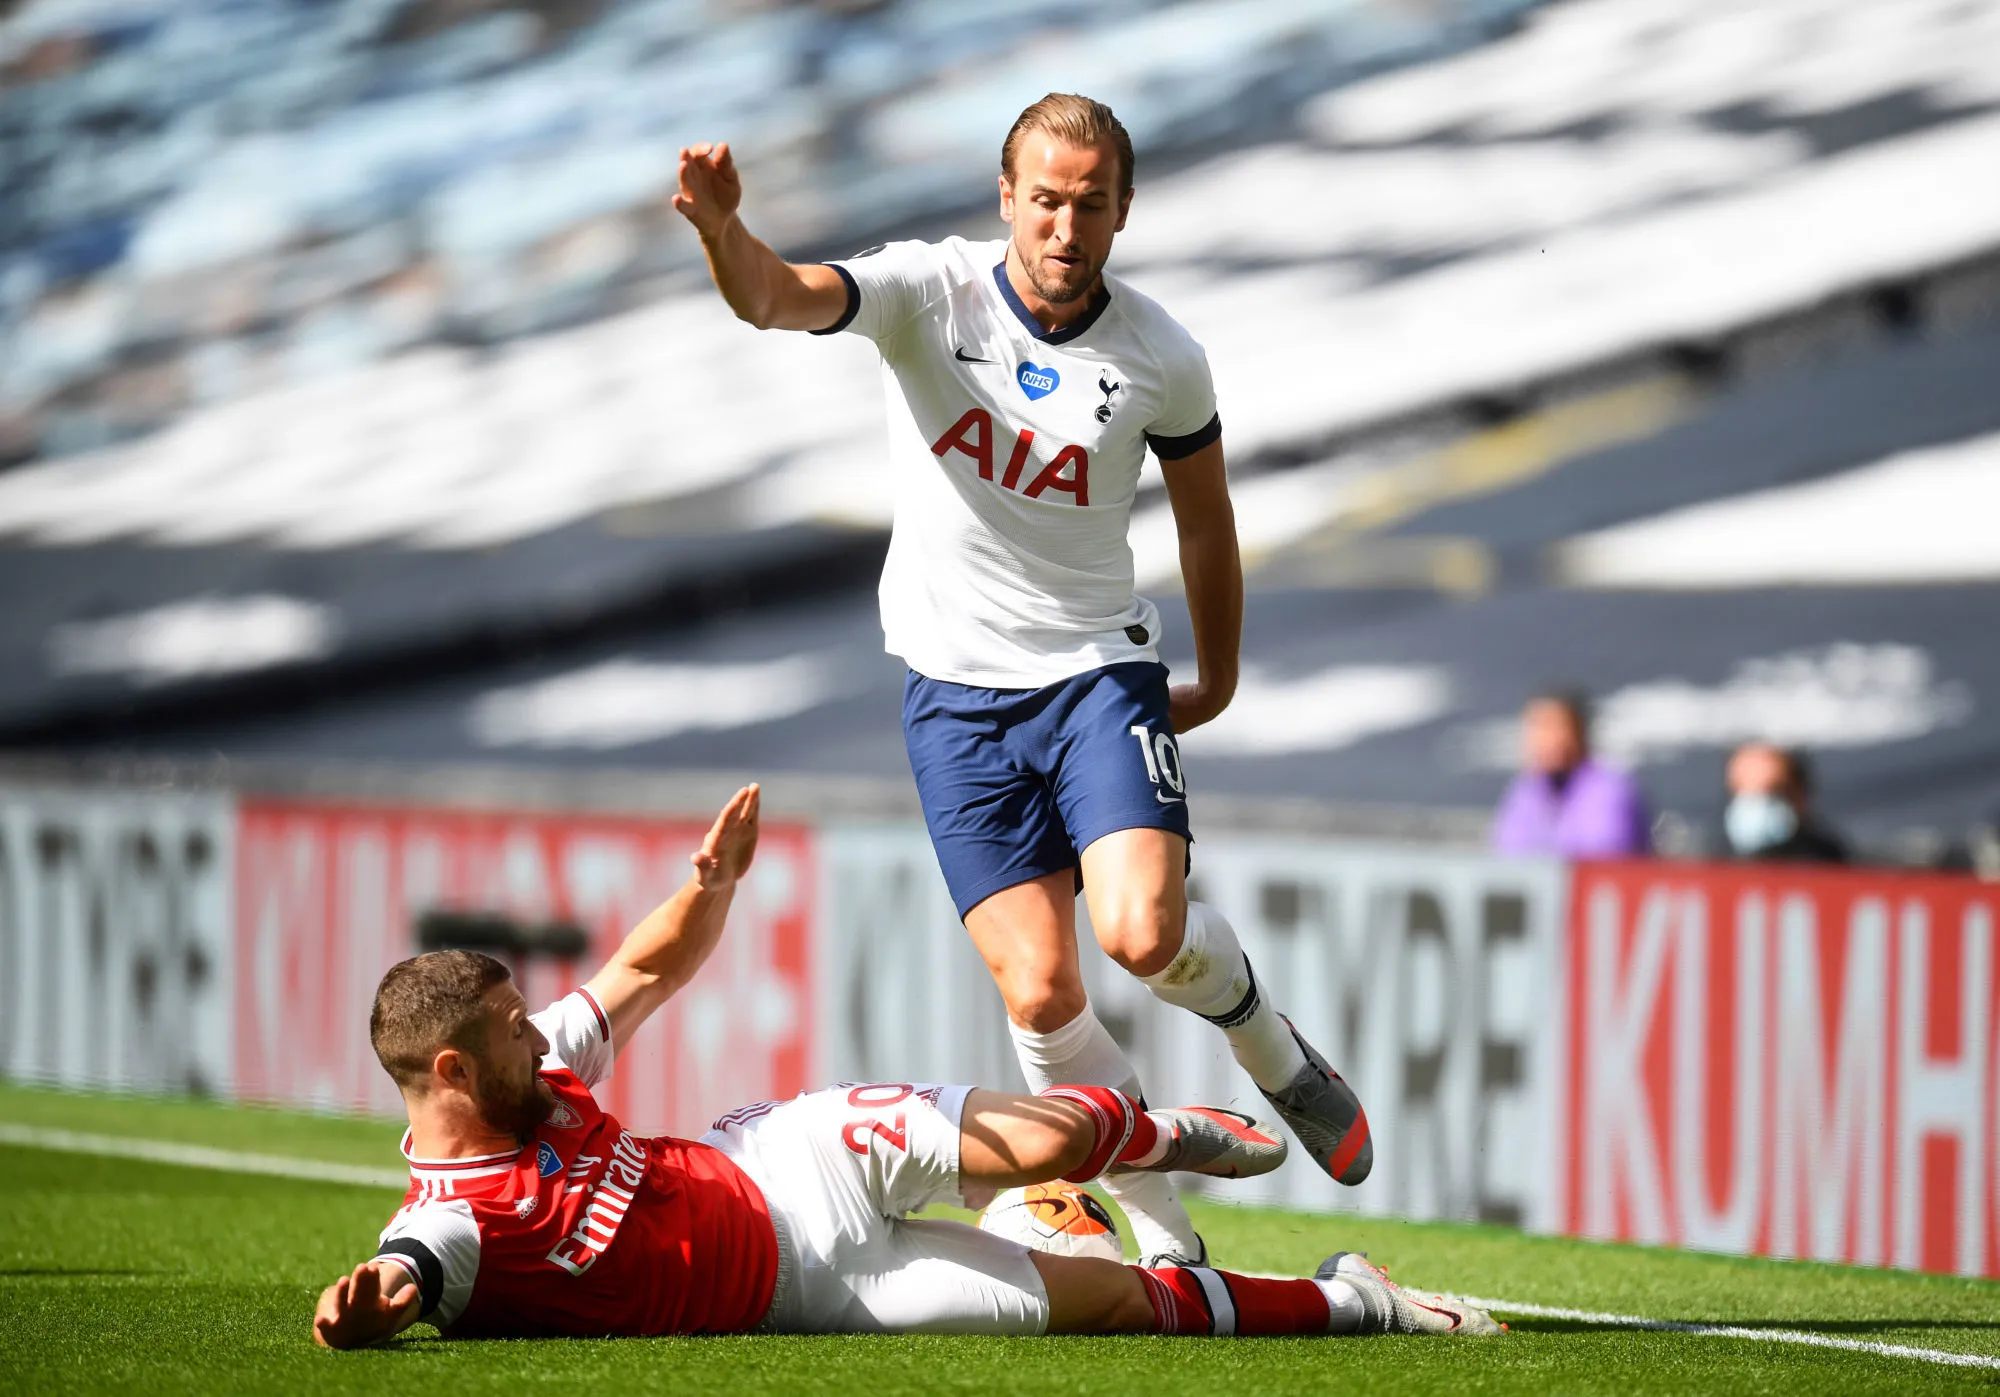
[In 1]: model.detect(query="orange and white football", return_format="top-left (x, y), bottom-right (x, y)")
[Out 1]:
top-left (977, 1181), bottom-right (1123, 1261)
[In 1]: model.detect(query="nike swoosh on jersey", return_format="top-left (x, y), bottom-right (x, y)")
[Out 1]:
top-left (1155, 790), bottom-right (1185, 806)
top-left (954, 347), bottom-right (995, 363)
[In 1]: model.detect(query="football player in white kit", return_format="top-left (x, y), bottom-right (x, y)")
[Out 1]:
top-left (674, 94), bottom-right (1371, 1266)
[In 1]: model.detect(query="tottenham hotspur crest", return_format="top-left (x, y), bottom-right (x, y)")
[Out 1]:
top-left (1096, 371), bottom-right (1123, 424)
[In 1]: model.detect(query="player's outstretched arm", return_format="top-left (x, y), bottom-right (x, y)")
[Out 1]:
top-left (674, 142), bottom-right (850, 332)
top-left (1161, 438), bottom-right (1242, 734)
top-left (583, 783), bottom-right (761, 1054)
top-left (313, 1260), bottom-right (421, 1349)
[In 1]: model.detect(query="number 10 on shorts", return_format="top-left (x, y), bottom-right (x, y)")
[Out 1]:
top-left (1130, 724), bottom-right (1186, 803)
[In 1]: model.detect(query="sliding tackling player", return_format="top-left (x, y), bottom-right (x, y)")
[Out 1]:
top-left (673, 94), bottom-right (1371, 1264)
top-left (312, 785), bottom-right (1497, 1344)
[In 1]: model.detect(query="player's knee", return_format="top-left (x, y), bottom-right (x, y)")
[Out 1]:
top-left (1094, 900), bottom-right (1184, 979)
top-left (999, 970), bottom-right (1088, 1034)
top-left (1034, 1254), bottom-right (1157, 1334)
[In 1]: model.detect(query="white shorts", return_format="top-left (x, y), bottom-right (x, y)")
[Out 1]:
top-left (703, 1082), bottom-right (1050, 1335)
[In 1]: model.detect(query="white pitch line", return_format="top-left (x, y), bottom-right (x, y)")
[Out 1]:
top-left (1443, 1293), bottom-right (2000, 1371)
top-left (0, 1123), bottom-right (407, 1189)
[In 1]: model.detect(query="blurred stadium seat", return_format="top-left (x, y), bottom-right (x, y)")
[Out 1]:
top-left (3, 0), bottom-right (1999, 859)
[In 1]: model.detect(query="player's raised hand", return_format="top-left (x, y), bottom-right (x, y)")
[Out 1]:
top-left (691, 783), bottom-right (761, 890)
top-left (313, 1259), bottom-right (419, 1349)
top-left (673, 141), bottom-right (742, 239)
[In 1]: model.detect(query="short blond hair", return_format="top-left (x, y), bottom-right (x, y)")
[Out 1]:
top-left (1001, 93), bottom-right (1134, 199)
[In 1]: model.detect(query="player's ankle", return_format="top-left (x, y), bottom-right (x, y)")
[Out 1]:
top-left (1222, 999), bottom-right (1310, 1092)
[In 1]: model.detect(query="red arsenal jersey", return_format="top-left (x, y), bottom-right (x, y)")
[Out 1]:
top-left (373, 990), bottom-right (779, 1337)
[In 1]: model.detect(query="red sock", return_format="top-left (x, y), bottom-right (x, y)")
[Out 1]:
top-left (1037, 1085), bottom-right (1159, 1182)
top-left (1138, 1266), bottom-right (1332, 1336)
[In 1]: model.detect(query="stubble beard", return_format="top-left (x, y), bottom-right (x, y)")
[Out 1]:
top-left (1020, 241), bottom-right (1098, 306)
top-left (476, 1066), bottom-right (557, 1139)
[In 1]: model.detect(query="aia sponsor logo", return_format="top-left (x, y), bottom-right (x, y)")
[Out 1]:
top-left (930, 408), bottom-right (1089, 505)
top-left (547, 1099), bottom-right (582, 1130)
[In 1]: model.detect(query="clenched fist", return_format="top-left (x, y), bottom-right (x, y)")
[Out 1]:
top-left (673, 142), bottom-right (741, 239)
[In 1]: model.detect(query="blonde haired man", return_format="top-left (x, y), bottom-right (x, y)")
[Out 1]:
top-left (672, 95), bottom-right (1372, 1265)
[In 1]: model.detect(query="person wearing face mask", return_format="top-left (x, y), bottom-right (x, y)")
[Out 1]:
top-left (1491, 688), bottom-right (1652, 858)
top-left (1723, 742), bottom-right (1850, 864)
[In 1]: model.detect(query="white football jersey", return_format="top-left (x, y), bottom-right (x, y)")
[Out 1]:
top-left (818, 237), bottom-right (1220, 688)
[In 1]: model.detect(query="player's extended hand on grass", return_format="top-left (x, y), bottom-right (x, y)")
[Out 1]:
top-left (691, 783), bottom-right (760, 890)
top-left (673, 142), bottom-right (741, 240)
top-left (313, 1259), bottom-right (419, 1349)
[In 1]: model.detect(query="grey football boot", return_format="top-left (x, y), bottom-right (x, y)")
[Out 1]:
top-left (1317, 1253), bottom-right (1505, 1336)
top-left (1106, 1107), bottom-right (1288, 1180)
top-left (1259, 1014), bottom-right (1373, 1186)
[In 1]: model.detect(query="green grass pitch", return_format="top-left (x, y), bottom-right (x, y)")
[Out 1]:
top-left (3, 1083), bottom-right (1997, 1395)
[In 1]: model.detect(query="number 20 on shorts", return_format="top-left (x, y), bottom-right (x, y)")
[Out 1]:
top-left (841, 1083), bottom-right (912, 1155)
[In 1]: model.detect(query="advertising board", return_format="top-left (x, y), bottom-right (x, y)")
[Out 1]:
top-left (1563, 862), bottom-right (1998, 1277)
top-left (814, 822), bottom-right (1570, 1227)
top-left (232, 798), bottom-right (816, 1135)
top-left (0, 786), bottom-right (234, 1097)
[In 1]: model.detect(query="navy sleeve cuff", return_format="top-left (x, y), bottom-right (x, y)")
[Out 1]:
top-left (809, 263), bottom-right (860, 336)
top-left (377, 1239), bottom-right (443, 1318)
top-left (1145, 412), bottom-right (1223, 461)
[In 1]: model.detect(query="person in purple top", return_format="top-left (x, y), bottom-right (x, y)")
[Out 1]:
top-left (1490, 689), bottom-right (1652, 858)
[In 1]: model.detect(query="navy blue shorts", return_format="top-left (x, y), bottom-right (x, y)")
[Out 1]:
top-left (902, 661), bottom-right (1193, 920)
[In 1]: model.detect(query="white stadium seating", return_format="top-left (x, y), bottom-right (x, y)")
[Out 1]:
top-left (2, 0), bottom-right (1995, 553)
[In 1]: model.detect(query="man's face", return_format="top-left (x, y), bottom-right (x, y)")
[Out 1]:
top-left (1522, 700), bottom-right (1585, 777)
top-left (1000, 136), bottom-right (1130, 306)
top-left (467, 981), bottom-right (554, 1138)
top-left (1727, 744), bottom-right (1798, 808)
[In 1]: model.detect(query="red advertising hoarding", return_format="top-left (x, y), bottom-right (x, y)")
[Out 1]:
top-left (233, 798), bottom-right (815, 1136)
top-left (1562, 862), bottom-right (1997, 1277)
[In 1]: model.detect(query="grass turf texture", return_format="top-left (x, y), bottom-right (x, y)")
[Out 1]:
top-left (3, 1084), bottom-right (1997, 1394)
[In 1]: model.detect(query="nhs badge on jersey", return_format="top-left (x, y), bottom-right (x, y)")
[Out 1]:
top-left (1017, 362), bottom-right (1059, 400)
top-left (536, 1141), bottom-right (563, 1178)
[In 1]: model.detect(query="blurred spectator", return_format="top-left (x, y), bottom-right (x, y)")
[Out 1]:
top-left (1491, 688), bottom-right (1651, 858)
top-left (1722, 742), bottom-right (1849, 864)
top-left (1969, 810), bottom-right (2000, 881)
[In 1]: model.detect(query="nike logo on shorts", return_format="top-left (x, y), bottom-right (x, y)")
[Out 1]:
top-left (954, 347), bottom-right (995, 363)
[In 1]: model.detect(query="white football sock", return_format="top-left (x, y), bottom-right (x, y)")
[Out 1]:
top-left (1008, 1007), bottom-right (1202, 1260)
top-left (1124, 1119), bottom-right (1172, 1170)
top-left (1138, 901), bottom-right (1308, 1093)
top-left (1315, 1277), bottom-right (1369, 1334)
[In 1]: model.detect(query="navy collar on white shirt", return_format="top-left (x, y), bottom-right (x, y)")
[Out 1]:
top-left (992, 260), bottom-right (1112, 345)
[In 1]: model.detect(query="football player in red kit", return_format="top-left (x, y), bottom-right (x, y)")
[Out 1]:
top-left (312, 785), bottom-right (1498, 1344)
